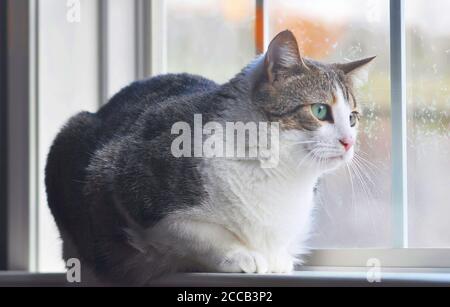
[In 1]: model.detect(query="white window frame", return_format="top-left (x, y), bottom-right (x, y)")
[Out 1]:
top-left (4, 0), bottom-right (450, 273)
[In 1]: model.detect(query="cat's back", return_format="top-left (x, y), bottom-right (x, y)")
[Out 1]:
top-left (45, 73), bottom-right (219, 259)
top-left (96, 73), bottom-right (219, 134)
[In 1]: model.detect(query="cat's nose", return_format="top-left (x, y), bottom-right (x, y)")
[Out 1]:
top-left (339, 138), bottom-right (354, 152)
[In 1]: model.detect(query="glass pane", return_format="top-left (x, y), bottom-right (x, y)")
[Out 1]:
top-left (107, 0), bottom-right (137, 98)
top-left (165, 0), bottom-right (256, 83)
top-left (269, 0), bottom-right (392, 248)
top-left (38, 0), bottom-right (100, 272)
top-left (406, 0), bottom-right (450, 247)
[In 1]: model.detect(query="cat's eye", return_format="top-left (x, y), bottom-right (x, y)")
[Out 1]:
top-left (350, 112), bottom-right (360, 127)
top-left (311, 104), bottom-right (331, 121)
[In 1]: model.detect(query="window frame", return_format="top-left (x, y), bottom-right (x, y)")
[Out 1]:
top-left (5, 0), bottom-right (37, 271)
top-left (3, 0), bottom-right (449, 273)
top-left (306, 249), bottom-right (450, 269)
top-left (0, 0), bottom-right (8, 271)
top-left (389, 0), bottom-right (408, 249)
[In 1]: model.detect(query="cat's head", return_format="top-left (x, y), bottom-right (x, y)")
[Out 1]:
top-left (254, 30), bottom-right (375, 172)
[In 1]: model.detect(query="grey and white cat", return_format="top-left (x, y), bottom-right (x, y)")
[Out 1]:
top-left (45, 30), bottom-right (374, 285)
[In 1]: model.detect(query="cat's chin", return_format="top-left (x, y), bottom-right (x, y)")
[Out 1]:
top-left (316, 153), bottom-right (353, 172)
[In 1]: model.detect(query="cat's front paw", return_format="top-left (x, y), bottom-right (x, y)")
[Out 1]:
top-left (269, 253), bottom-right (295, 274)
top-left (219, 249), bottom-right (269, 274)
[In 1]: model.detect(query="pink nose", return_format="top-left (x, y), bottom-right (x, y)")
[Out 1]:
top-left (340, 138), bottom-right (354, 152)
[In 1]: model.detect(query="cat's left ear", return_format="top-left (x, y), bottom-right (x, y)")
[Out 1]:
top-left (264, 30), bottom-right (306, 83)
top-left (336, 56), bottom-right (376, 88)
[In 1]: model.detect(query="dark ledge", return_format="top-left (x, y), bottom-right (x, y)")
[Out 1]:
top-left (0, 271), bottom-right (449, 287)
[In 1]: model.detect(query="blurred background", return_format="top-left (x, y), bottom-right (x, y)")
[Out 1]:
top-left (2, 0), bottom-right (449, 273)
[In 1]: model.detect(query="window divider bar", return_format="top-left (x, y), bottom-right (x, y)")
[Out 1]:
top-left (6, 0), bottom-right (34, 271)
top-left (28, 0), bottom-right (39, 273)
top-left (390, 0), bottom-right (408, 248)
top-left (150, 0), bottom-right (166, 76)
top-left (135, 0), bottom-right (157, 79)
top-left (255, 0), bottom-right (269, 54)
top-left (0, 0), bottom-right (8, 271)
top-left (135, 0), bottom-right (145, 79)
top-left (255, 0), bottom-right (264, 54)
top-left (99, 0), bottom-right (109, 106)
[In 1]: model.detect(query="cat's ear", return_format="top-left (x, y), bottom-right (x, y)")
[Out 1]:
top-left (336, 56), bottom-right (376, 88)
top-left (264, 30), bottom-right (305, 83)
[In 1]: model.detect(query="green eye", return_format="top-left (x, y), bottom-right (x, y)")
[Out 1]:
top-left (350, 112), bottom-right (359, 127)
top-left (311, 104), bottom-right (330, 121)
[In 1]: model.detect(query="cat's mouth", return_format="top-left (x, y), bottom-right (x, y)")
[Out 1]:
top-left (317, 154), bottom-right (345, 165)
top-left (325, 155), bottom-right (345, 161)
top-left (306, 149), bottom-right (352, 168)
top-left (322, 151), bottom-right (354, 165)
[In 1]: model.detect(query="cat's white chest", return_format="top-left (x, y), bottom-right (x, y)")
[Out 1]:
top-left (198, 157), bottom-right (319, 255)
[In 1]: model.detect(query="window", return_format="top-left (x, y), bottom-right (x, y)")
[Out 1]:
top-left (4, 0), bottom-right (450, 274)
top-left (165, 0), bottom-right (256, 83)
top-left (38, 0), bottom-right (101, 272)
top-left (268, 0), bottom-right (392, 248)
top-left (37, 0), bottom-right (139, 272)
top-left (406, 0), bottom-right (450, 248)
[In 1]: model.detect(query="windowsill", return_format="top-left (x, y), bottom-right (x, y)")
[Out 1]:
top-left (1, 268), bottom-right (449, 287)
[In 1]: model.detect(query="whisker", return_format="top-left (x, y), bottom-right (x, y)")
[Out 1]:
top-left (353, 154), bottom-right (384, 197)
top-left (350, 161), bottom-right (374, 209)
top-left (353, 156), bottom-right (378, 180)
top-left (355, 152), bottom-right (383, 173)
top-left (345, 162), bottom-right (357, 226)
top-left (286, 141), bottom-right (321, 147)
top-left (350, 160), bottom-right (379, 235)
top-left (352, 157), bottom-right (376, 187)
top-left (296, 148), bottom-right (318, 170)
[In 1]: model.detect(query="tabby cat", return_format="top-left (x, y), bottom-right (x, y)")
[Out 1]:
top-left (45, 30), bottom-right (374, 285)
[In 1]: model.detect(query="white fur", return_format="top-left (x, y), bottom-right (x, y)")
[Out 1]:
top-left (129, 83), bottom-right (357, 275)
top-left (348, 63), bottom-right (372, 89)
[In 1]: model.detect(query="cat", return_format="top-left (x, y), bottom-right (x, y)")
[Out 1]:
top-left (45, 30), bottom-right (374, 285)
